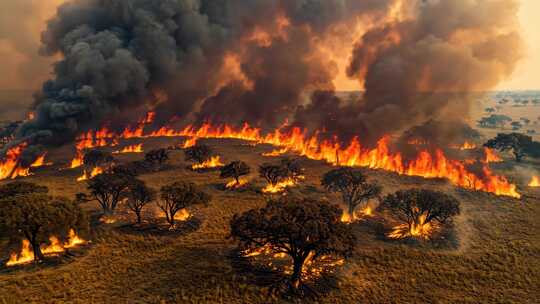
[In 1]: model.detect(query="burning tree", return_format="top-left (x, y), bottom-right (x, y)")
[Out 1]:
top-left (126, 179), bottom-right (156, 225)
top-left (258, 163), bottom-right (290, 192)
top-left (230, 197), bottom-right (356, 291)
top-left (280, 158), bottom-right (305, 183)
top-left (484, 133), bottom-right (533, 162)
top-left (159, 182), bottom-right (211, 227)
top-left (0, 194), bottom-right (87, 263)
top-left (378, 189), bottom-right (460, 240)
top-left (321, 168), bottom-right (382, 222)
top-left (220, 161), bottom-right (251, 189)
top-left (81, 172), bottom-right (135, 216)
top-left (144, 148), bottom-right (170, 167)
top-left (184, 144), bottom-right (212, 165)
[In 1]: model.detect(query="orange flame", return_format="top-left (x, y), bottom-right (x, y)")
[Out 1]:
top-left (6, 229), bottom-right (86, 266)
top-left (69, 122), bottom-right (520, 198)
top-left (529, 176), bottom-right (540, 187)
top-left (262, 178), bottom-right (297, 194)
top-left (387, 213), bottom-right (435, 240)
top-left (191, 156), bottom-right (224, 170)
top-left (226, 178), bottom-right (249, 189)
top-left (340, 206), bottom-right (374, 223)
top-left (113, 144), bottom-right (143, 154)
top-left (0, 143), bottom-right (33, 180)
top-left (77, 167), bottom-right (104, 182)
top-left (458, 141), bottom-right (477, 150)
top-left (484, 148), bottom-right (503, 163)
top-left (183, 137), bottom-right (198, 148)
top-left (262, 148), bottom-right (288, 157)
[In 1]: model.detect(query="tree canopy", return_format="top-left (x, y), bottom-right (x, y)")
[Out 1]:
top-left (82, 172), bottom-right (135, 215)
top-left (184, 144), bottom-right (212, 164)
top-left (484, 133), bottom-right (534, 162)
top-left (145, 149), bottom-right (169, 166)
top-left (230, 197), bottom-right (356, 290)
top-left (159, 182), bottom-right (211, 227)
top-left (378, 189), bottom-right (460, 240)
top-left (321, 167), bottom-right (381, 221)
top-left (126, 179), bottom-right (156, 225)
top-left (220, 161), bottom-right (250, 186)
top-left (0, 194), bottom-right (87, 262)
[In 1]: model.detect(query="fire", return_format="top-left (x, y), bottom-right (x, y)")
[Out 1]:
top-left (387, 213), bottom-right (435, 240)
top-left (6, 229), bottom-right (86, 266)
top-left (183, 137), bottom-right (198, 148)
top-left (529, 176), bottom-right (540, 187)
top-left (68, 122), bottom-right (520, 198)
top-left (30, 153), bottom-right (51, 167)
top-left (159, 209), bottom-right (191, 222)
top-left (77, 167), bottom-right (104, 182)
top-left (113, 144), bottom-right (143, 154)
top-left (484, 148), bottom-right (503, 163)
top-left (242, 245), bottom-right (344, 283)
top-left (262, 178), bottom-right (297, 194)
top-left (70, 151), bottom-right (84, 168)
top-left (225, 178), bottom-right (249, 189)
top-left (340, 206), bottom-right (374, 223)
top-left (458, 141), bottom-right (477, 150)
top-left (0, 143), bottom-right (33, 180)
top-left (262, 148), bottom-right (288, 157)
top-left (191, 156), bottom-right (224, 170)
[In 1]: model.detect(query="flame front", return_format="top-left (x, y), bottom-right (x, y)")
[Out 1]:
top-left (262, 178), bottom-right (297, 194)
top-left (529, 176), bottom-right (540, 187)
top-left (65, 122), bottom-right (520, 198)
top-left (6, 229), bottom-right (86, 266)
top-left (262, 148), bottom-right (288, 157)
top-left (183, 137), bottom-right (198, 148)
top-left (226, 178), bottom-right (249, 189)
top-left (191, 156), bottom-right (224, 170)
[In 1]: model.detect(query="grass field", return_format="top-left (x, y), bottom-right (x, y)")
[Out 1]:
top-left (0, 137), bottom-right (539, 303)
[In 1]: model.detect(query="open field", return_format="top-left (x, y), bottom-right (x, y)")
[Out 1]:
top-left (0, 137), bottom-right (539, 303)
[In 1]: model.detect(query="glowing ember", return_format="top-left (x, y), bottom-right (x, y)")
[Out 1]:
top-left (484, 148), bottom-right (503, 163)
top-left (6, 230), bottom-right (86, 266)
top-left (0, 143), bottom-right (33, 180)
top-left (262, 148), bottom-right (288, 157)
top-left (100, 215), bottom-right (117, 224)
top-left (225, 178), bottom-right (249, 189)
top-left (113, 144), bottom-right (143, 154)
top-left (77, 167), bottom-right (104, 182)
top-left (387, 213), bottom-right (435, 240)
top-left (191, 156), bottom-right (224, 170)
top-left (262, 178), bottom-right (297, 194)
top-left (529, 176), bottom-right (540, 187)
top-left (242, 245), bottom-right (344, 282)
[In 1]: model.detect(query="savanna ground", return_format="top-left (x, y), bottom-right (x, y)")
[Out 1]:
top-left (0, 135), bottom-right (539, 304)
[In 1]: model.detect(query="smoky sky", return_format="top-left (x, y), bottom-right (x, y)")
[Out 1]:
top-left (8, 0), bottom-right (524, 148)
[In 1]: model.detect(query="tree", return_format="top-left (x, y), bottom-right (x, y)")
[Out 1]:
top-left (159, 182), bottom-right (211, 227)
top-left (0, 194), bottom-right (87, 263)
top-left (0, 181), bottom-right (48, 197)
top-left (378, 189), bottom-right (460, 239)
top-left (259, 163), bottom-right (289, 187)
top-left (510, 121), bottom-right (522, 130)
top-left (220, 161), bottom-right (251, 187)
top-left (485, 107), bottom-right (496, 113)
top-left (230, 197), bottom-right (356, 290)
top-left (126, 179), bottom-right (156, 225)
top-left (280, 158), bottom-right (305, 182)
top-left (145, 149), bottom-right (169, 166)
top-left (321, 168), bottom-right (382, 220)
top-left (184, 144), bottom-right (212, 165)
top-left (83, 150), bottom-right (114, 168)
top-left (82, 172), bottom-right (134, 215)
top-left (484, 133), bottom-right (534, 162)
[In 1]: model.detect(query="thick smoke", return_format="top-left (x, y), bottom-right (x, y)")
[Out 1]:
top-left (12, 0), bottom-right (523, 149)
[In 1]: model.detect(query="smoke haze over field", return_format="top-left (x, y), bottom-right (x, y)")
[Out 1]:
top-left (0, 0), bottom-right (524, 147)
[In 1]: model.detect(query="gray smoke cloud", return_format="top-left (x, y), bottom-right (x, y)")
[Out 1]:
top-left (10, 0), bottom-right (523, 151)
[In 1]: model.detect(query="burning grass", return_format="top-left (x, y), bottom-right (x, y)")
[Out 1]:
top-left (191, 156), bottom-right (224, 170)
top-left (529, 176), bottom-right (540, 187)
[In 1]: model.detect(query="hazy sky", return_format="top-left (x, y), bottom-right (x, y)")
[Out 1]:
top-left (0, 0), bottom-right (537, 91)
top-left (497, 0), bottom-right (540, 90)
